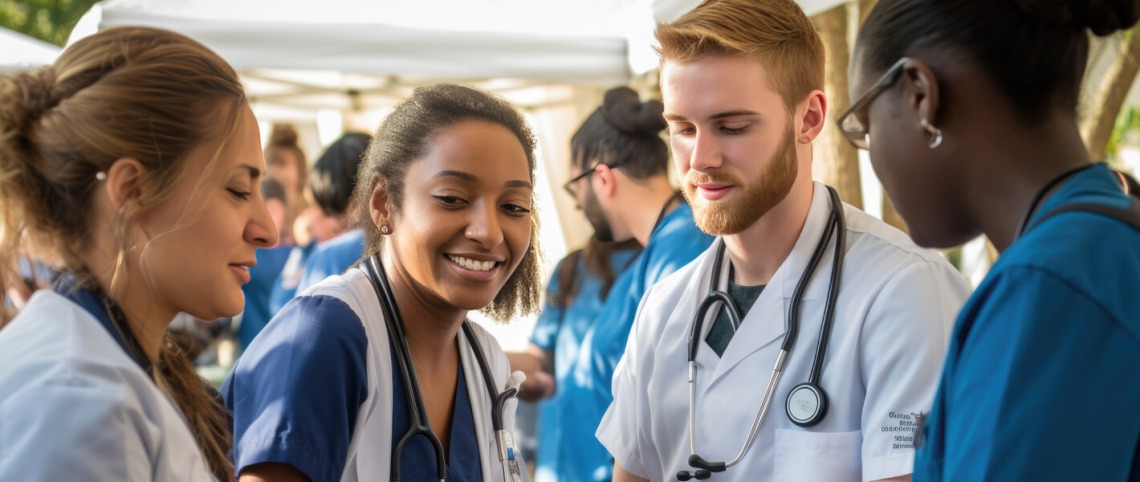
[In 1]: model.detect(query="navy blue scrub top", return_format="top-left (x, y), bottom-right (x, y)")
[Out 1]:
top-left (225, 293), bottom-right (484, 482)
top-left (390, 350), bottom-right (482, 481)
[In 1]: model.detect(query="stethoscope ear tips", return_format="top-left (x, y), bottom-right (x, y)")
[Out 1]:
top-left (787, 382), bottom-right (829, 427)
top-left (677, 470), bottom-right (712, 481)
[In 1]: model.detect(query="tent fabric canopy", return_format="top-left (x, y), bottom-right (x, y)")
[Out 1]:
top-left (82, 0), bottom-right (656, 86)
top-left (74, 0), bottom-right (849, 87)
top-left (0, 28), bottom-right (62, 72)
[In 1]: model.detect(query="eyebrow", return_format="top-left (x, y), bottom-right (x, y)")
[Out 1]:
top-left (433, 170), bottom-right (533, 190)
top-left (664, 109), bottom-right (761, 122)
top-left (236, 164), bottom-right (262, 180)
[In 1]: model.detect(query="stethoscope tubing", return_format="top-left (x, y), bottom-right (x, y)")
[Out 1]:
top-left (365, 254), bottom-right (511, 482)
top-left (681, 186), bottom-right (846, 478)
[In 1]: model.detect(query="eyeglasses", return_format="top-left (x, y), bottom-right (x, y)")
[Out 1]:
top-left (562, 161), bottom-right (620, 198)
top-left (837, 57), bottom-right (910, 150)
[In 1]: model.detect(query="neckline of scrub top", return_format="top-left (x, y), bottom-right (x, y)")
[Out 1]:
top-left (390, 348), bottom-right (482, 481)
top-left (52, 273), bottom-right (154, 378)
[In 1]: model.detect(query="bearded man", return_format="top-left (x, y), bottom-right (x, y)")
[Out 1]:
top-left (596, 1), bottom-right (972, 481)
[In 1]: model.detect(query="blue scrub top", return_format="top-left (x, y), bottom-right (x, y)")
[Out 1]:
top-left (236, 244), bottom-right (292, 349)
top-left (267, 241), bottom-right (317, 315)
top-left (530, 247), bottom-right (641, 482)
top-left (390, 350), bottom-right (482, 482)
top-left (913, 163), bottom-right (1140, 481)
top-left (296, 229), bottom-right (366, 293)
top-left (224, 293), bottom-right (484, 482)
top-left (565, 202), bottom-right (714, 482)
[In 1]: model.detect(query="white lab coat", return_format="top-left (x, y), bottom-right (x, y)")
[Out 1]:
top-left (306, 268), bottom-right (528, 482)
top-left (0, 291), bottom-right (214, 481)
top-left (597, 182), bottom-right (971, 482)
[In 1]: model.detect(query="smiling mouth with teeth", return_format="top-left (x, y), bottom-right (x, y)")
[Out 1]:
top-left (448, 255), bottom-right (499, 272)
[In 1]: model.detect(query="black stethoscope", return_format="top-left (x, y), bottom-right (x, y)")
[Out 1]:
top-left (363, 255), bottom-right (525, 482)
top-left (678, 185), bottom-right (847, 481)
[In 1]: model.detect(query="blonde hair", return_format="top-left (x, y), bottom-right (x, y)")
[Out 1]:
top-left (0, 26), bottom-right (243, 481)
top-left (655, 0), bottom-right (825, 111)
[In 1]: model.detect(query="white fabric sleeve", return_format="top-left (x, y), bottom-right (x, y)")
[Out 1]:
top-left (595, 283), bottom-right (659, 479)
top-left (0, 378), bottom-right (156, 481)
top-left (858, 261), bottom-right (969, 481)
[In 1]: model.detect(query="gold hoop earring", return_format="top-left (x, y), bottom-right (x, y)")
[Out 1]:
top-left (920, 119), bottom-right (943, 149)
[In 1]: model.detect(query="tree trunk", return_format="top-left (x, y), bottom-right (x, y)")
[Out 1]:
top-left (812, 5), bottom-right (864, 209)
top-left (1080, 30), bottom-right (1140, 161)
top-left (857, 0), bottom-right (907, 232)
top-left (857, 0), bottom-right (878, 26)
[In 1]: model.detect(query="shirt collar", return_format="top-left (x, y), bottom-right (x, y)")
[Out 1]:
top-left (52, 273), bottom-right (154, 376)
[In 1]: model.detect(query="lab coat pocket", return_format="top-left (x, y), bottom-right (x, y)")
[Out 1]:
top-left (774, 429), bottom-right (862, 482)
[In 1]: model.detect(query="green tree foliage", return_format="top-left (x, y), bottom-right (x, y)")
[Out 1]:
top-left (0, 0), bottom-right (99, 46)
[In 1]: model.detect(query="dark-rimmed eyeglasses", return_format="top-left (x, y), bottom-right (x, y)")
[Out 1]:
top-left (563, 161), bottom-right (621, 198)
top-left (837, 57), bottom-right (910, 150)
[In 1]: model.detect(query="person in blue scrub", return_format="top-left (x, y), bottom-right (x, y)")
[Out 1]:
top-left (508, 237), bottom-right (641, 482)
top-left (294, 132), bottom-right (370, 292)
top-left (849, 1), bottom-right (1140, 479)
top-left (267, 133), bottom-right (370, 313)
top-left (556, 87), bottom-right (715, 482)
top-left (0, 27), bottom-right (278, 481)
top-left (224, 84), bottom-right (545, 482)
top-left (236, 177), bottom-right (292, 350)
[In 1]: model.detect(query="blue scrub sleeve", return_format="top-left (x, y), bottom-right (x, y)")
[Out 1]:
top-left (223, 295), bottom-right (369, 482)
top-left (940, 267), bottom-right (1140, 481)
top-left (529, 265), bottom-right (565, 351)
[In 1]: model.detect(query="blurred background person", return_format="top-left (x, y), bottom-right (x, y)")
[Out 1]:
top-left (559, 86), bottom-right (715, 482)
top-left (508, 236), bottom-right (641, 482)
top-left (233, 177), bottom-right (294, 351)
top-left (264, 123), bottom-right (308, 246)
top-left (268, 132), bottom-right (369, 315)
top-left (294, 132), bottom-right (371, 292)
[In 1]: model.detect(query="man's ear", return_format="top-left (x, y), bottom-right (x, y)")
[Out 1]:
top-left (903, 58), bottom-right (941, 128)
top-left (103, 158), bottom-right (148, 210)
top-left (369, 178), bottom-right (393, 231)
top-left (797, 90), bottom-right (827, 145)
top-left (592, 163), bottom-right (620, 199)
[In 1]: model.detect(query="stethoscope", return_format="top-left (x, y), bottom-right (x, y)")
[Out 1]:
top-left (363, 254), bottom-right (525, 482)
top-left (678, 185), bottom-right (847, 481)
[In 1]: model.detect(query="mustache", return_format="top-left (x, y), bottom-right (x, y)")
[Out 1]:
top-left (684, 170), bottom-right (742, 186)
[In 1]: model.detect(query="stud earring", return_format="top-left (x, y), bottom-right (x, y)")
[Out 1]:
top-left (95, 171), bottom-right (107, 181)
top-left (920, 119), bottom-right (943, 149)
top-left (380, 225), bottom-right (390, 235)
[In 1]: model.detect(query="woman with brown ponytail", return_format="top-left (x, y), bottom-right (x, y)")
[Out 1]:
top-left (0, 26), bottom-right (277, 481)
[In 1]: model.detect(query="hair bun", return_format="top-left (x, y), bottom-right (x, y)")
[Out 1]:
top-left (1014, 0), bottom-right (1140, 35)
top-left (268, 123), bottom-right (299, 148)
top-left (0, 68), bottom-right (58, 140)
top-left (601, 87), bottom-right (667, 137)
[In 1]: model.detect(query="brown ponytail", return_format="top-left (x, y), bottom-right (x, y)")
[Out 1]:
top-left (0, 26), bottom-right (244, 480)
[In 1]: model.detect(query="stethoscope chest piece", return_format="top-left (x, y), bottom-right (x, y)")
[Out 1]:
top-left (786, 382), bottom-right (828, 427)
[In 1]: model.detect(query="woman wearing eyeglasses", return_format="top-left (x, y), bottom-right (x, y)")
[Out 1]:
top-left (846, 0), bottom-right (1140, 480)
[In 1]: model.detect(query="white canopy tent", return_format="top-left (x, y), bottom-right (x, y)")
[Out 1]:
top-left (68, 0), bottom-right (852, 346)
top-left (0, 27), bottom-right (61, 73)
top-left (69, 0), bottom-right (850, 111)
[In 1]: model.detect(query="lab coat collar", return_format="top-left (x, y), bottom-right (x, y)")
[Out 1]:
top-left (705, 182), bottom-right (839, 384)
top-left (51, 273), bottom-right (153, 376)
